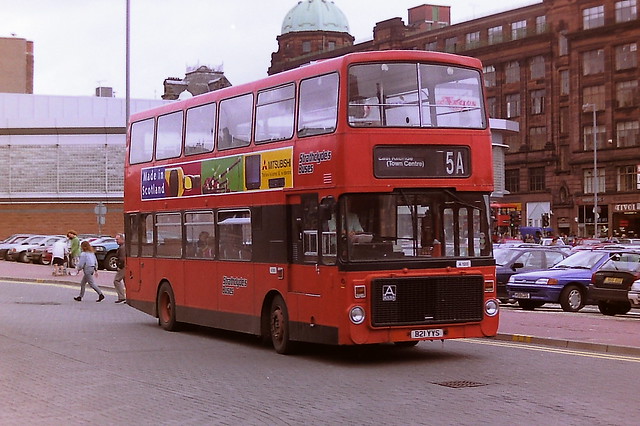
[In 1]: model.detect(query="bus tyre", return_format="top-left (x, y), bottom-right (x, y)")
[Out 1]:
top-left (270, 295), bottom-right (295, 354)
top-left (559, 285), bottom-right (584, 312)
top-left (157, 282), bottom-right (179, 331)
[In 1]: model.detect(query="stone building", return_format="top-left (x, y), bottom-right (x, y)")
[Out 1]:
top-left (162, 65), bottom-right (232, 100)
top-left (269, 0), bottom-right (640, 239)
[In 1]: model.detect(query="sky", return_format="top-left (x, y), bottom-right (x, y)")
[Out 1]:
top-left (2, 0), bottom-right (539, 100)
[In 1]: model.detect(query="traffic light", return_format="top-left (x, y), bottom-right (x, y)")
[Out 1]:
top-left (509, 210), bottom-right (521, 227)
top-left (541, 213), bottom-right (550, 228)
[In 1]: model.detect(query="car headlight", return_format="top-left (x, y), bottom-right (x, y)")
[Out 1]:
top-left (630, 280), bottom-right (640, 292)
top-left (508, 276), bottom-right (515, 283)
top-left (535, 278), bottom-right (558, 285)
top-left (93, 246), bottom-right (105, 252)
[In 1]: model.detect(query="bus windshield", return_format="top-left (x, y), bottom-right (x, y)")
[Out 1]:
top-left (327, 191), bottom-right (492, 262)
top-left (348, 62), bottom-right (485, 129)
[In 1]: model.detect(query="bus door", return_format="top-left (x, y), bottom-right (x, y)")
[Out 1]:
top-left (290, 194), bottom-right (337, 301)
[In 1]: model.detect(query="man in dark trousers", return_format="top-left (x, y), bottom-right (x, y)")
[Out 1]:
top-left (113, 233), bottom-right (126, 303)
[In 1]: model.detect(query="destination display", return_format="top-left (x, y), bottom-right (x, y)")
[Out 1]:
top-left (373, 145), bottom-right (470, 178)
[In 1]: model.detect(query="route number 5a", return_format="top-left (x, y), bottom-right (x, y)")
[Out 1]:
top-left (445, 151), bottom-right (465, 175)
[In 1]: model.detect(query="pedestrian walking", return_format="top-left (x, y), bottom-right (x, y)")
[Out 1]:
top-left (113, 233), bottom-right (126, 303)
top-left (51, 238), bottom-right (68, 276)
top-left (67, 230), bottom-right (81, 268)
top-left (73, 241), bottom-right (104, 302)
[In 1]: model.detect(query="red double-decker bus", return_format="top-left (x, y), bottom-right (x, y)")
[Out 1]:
top-left (124, 50), bottom-right (499, 353)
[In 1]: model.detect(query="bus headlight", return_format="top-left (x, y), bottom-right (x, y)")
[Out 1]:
top-left (349, 306), bottom-right (366, 324)
top-left (485, 299), bottom-right (499, 317)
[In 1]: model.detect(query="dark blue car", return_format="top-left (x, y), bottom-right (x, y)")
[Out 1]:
top-left (506, 248), bottom-right (623, 312)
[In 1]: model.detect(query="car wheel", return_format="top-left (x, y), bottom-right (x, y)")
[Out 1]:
top-left (597, 301), bottom-right (618, 316)
top-left (41, 257), bottom-right (51, 266)
top-left (18, 251), bottom-right (29, 263)
top-left (105, 253), bottom-right (118, 271)
top-left (518, 300), bottom-right (544, 310)
top-left (559, 285), bottom-right (584, 312)
top-left (616, 303), bottom-right (632, 315)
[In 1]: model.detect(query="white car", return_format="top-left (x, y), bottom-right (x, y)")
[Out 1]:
top-left (629, 280), bottom-right (640, 308)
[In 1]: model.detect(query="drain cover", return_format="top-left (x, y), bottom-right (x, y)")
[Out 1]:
top-left (434, 381), bottom-right (487, 389)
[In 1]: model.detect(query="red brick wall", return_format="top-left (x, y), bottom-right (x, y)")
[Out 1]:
top-left (0, 202), bottom-right (123, 239)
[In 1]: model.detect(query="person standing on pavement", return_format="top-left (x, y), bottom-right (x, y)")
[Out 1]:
top-left (67, 230), bottom-right (81, 268)
top-left (113, 233), bottom-right (126, 303)
top-left (51, 238), bottom-right (68, 276)
top-left (73, 241), bottom-right (104, 302)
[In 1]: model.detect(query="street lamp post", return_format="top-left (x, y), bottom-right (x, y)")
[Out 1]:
top-left (583, 103), bottom-right (598, 238)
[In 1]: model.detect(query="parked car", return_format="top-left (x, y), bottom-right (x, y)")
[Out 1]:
top-left (495, 245), bottom-right (570, 302)
top-left (506, 247), bottom-right (628, 312)
top-left (589, 250), bottom-right (640, 316)
top-left (629, 280), bottom-right (640, 308)
top-left (0, 234), bottom-right (35, 259)
top-left (4, 235), bottom-right (50, 262)
top-left (91, 238), bottom-right (119, 271)
top-left (27, 235), bottom-right (67, 265)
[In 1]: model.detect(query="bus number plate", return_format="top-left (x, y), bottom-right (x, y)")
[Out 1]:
top-left (411, 329), bottom-right (444, 339)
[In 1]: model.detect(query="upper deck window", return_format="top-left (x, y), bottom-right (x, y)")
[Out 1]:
top-left (156, 111), bottom-right (183, 160)
top-left (298, 73), bottom-right (339, 137)
top-left (218, 93), bottom-right (253, 150)
top-left (129, 118), bottom-right (155, 164)
top-left (255, 84), bottom-right (295, 144)
top-left (185, 103), bottom-right (215, 155)
top-left (348, 62), bottom-right (485, 129)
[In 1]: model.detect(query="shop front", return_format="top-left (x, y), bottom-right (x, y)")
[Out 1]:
top-left (612, 202), bottom-right (640, 238)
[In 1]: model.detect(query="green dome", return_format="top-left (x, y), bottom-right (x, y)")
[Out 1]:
top-left (282, 0), bottom-right (350, 34)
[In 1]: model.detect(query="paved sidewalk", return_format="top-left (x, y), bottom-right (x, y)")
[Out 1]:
top-left (1, 260), bottom-right (638, 356)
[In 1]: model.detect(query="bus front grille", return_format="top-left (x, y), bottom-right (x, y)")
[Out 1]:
top-left (370, 276), bottom-right (484, 326)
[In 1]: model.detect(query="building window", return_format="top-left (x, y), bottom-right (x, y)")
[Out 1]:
top-left (617, 165), bottom-right (638, 191)
top-left (511, 20), bottom-right (527, 40)
top-left (327, 41), bottom-right (336, 51)
top-left (583, 124), bottom-right (607, 150)
top-left (445, 37), bottom-right (458, 53)
top-left (483, 65), bottom-right (496, 87)
top-left (536, 16), bottom-right (547, 34)
top-left (530, 56), bottom-right (545, 79)
top-left (615, 1), bottom-right (637, 23)
top-left (505, 61), bottom-right (520, 83)
top-left (530, 90), bottom-right (545, 115)
top-left (506, 93), bottom-right (520, 118)
top-left (582, 49), bottom-right (605, 75)
top-left (560, 70), bottom-right (570, 95)
top-left (505, 169), bottom-right (520, 193)
top-left (559, 107), bottom-right (569, 134)
top-left (488, 26), bottom-right (503, 44)
top-left (487, 97), bottom-right (497, 118)
top-left (529, 167), bottom-right (546, 192)
top-left (615, 43), bottom-right (638, 70)
top-left (529, 126), bottom-right (547, 150)
top-left (616, 80), bottom-right (639, 107)
top-left (466, 31), bottom-right (481, 49)
top-left (558, 31), bottom-right (569, 56)
top-left (583, 5), bottom-right (605, 29)
top-left (583, 168), bottom-right (605, 194)
top-left (302, 41), bottom-right (311, 53)
top-left (425, 41), bottom-right (437, 51)
top-left (616, 121), bottom-right (640, 147)
top-left (583, 85), bottom-right (606, 111)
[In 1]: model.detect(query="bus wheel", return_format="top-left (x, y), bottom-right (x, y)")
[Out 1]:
top-left (157, 282), bottom-right (178, 331)
top-left (270, 295), bottom-right (294, 354)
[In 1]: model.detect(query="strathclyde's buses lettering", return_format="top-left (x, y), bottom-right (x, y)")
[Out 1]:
top-left (298, 150), bottom-right (332, 175)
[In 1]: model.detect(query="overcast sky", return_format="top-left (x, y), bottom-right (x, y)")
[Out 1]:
top-left (2, 0), bottom-right (539, 99)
